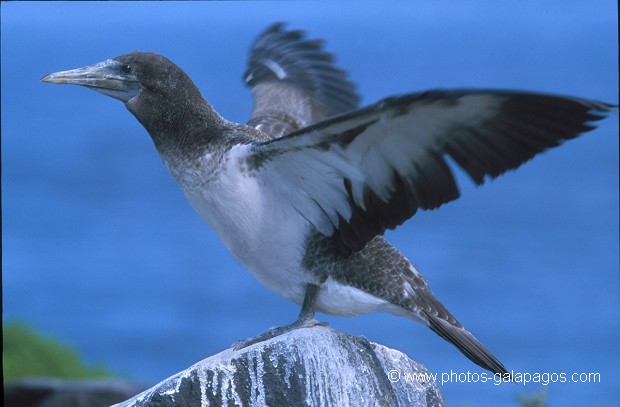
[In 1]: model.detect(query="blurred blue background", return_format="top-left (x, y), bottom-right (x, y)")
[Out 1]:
top-left (2, 1), bottom-right (618, 405)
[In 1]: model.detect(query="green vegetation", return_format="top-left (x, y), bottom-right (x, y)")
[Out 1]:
top-left (516, 389), bottom-right (548, 407)
top-left (3, 321), bottom-right (111, 382)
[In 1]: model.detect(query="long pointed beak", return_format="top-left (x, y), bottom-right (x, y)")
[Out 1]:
top-left (42, 59), bottom-right (140, 102)
top-left (42, 60), bottom-right (121, 87)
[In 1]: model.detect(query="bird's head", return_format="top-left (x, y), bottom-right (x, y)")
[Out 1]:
top-left (42, 52), bottom-right (216, 141)
top-left (41, 51), bottom-right (192, 103)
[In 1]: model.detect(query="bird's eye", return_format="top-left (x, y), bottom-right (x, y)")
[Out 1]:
top-left (120, 64), bottom-right (132, 74)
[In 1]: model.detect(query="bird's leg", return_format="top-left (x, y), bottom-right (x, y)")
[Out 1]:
top-left (233, 283), bottom-right (328, 350)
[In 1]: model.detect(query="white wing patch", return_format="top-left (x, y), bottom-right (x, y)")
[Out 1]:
top-left (263, 59), bottom-right (287, 80)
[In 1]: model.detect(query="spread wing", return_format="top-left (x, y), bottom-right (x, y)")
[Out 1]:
top-left (240, 89), bottom-right (613, 257)
top-left (244, 23), bottom-right (360, 139)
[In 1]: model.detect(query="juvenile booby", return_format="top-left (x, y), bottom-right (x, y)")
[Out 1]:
top-left (42, 23), bottom-right (613, 375)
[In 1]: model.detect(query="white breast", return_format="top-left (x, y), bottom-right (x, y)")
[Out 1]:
top-left (165, 144), bottom-right (314, 305)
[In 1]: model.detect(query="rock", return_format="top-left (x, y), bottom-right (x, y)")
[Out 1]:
top-left (114, 326), bottom-right (445, 407)
top-left (4, 378), bottom-right (147, 407)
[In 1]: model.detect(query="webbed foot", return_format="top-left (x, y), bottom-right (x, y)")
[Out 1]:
top-left (233, 317), bottom-right (328, 350)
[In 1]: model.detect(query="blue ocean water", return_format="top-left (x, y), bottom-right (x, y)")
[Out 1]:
top-left (2, 1), bottom-right (618, 406)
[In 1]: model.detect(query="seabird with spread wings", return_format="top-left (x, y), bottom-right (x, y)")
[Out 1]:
top-left (42, 23), bottom-right (614, 375)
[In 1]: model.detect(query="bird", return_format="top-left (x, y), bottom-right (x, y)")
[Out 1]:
top-left (41, 23), bottom-right (613, 376)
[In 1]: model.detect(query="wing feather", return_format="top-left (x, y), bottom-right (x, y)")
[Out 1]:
top-left (241, 89), bottom-right (613, 257)
top-left (244, 23), bottom-right (360, 139)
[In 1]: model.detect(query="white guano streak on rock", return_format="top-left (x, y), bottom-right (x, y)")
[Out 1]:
top-left (171, 347), bottom-right (241, 407)
top-left (207, 349), bottom-right (242, 407)
top-left (247, 347), bottom-right (266, 406)
top-left (290, 327), bottom-right (358, 406)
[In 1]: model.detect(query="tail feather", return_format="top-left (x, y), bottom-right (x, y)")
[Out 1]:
top-left (424, 310), bottom-right (508, 375)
